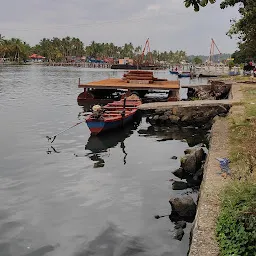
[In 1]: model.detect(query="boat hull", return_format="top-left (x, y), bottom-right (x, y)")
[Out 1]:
top-left (86, 114), bottom-right (134, 135)
top-left (169, 71), bottom-right (179, 75)
top-left (178, 73), bottom-right (191, 78)
top-left (111, 64), bottom-right (162, 70)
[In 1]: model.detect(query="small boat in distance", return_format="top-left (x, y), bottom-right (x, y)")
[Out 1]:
top-left (169, 70), bottom-right (179, 75)
top-left (178, 71), bottom-right (191, 78)
top-left (86, 94), bottom-right (142, 135)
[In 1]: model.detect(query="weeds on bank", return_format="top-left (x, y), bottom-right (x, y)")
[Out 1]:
top-left (216, 182), bottom-right (256, 256)
top-left (216, 86), bottom-right (256, 256)
top-left (229, 87), bottom-right (256, 180)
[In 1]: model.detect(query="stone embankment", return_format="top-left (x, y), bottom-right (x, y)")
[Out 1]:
top-left (159, 146), bottom-right (207, 242)
top-left (138, 80), bottom-right (240, 128)
top-left (148, 81), bottom-right (243, 254)
top-left (143, 102), bottom-right (230, 128)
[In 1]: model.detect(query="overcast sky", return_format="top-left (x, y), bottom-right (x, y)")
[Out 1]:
top-left (0, 0), bottom-right (240, 55)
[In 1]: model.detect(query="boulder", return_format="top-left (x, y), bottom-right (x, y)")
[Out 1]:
top-left (173, 228), bottom-right (184, 241)
top-left (193, 167), bottom-right (204, 181)
top-left (174, 220), bottom-right (187, 229)
top-left (184, 148), bottom-right (193, 155)
top-left (94, 161), bottom-right (105, 168)
top-left (169, 196), bottom-right (197, 217)
top-left (164, 110), bottom-right (173, 117)
top-left (180, 154), bottom-right (197, 174)
top-left (169, 115), bottom-right (180, 123)
top-left (172, 181), bottom-right (188, 190)
top-left (172, 168), bottom-right (185, 179)
top-left (181, 115), bottom-right (191, 122)
top-left (159, 115), bottom-right (169, 121)
top-left (181, 148), bottom-right (205, 174)
top-left (171, 156), bottom-right (178, 160)
top-left (195, 148), bottom-right (205, 166)
top-left (155, 109), bottom-right (164, 114)
top-left (153, 115), bottom-right (159, 121)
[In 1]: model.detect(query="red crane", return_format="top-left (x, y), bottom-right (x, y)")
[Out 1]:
top-left (208, 38), bottom-right (222, 64)
top-left (139, 38), bottom-right (153, 65)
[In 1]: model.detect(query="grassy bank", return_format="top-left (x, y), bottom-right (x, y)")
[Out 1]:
top-left (216, 85), bottom-right (256, 256)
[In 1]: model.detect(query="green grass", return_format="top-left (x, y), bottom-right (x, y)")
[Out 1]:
top-left (216, 182), bottom-right (256, 256)
top-left (216, 86), bottom-right (256, 256)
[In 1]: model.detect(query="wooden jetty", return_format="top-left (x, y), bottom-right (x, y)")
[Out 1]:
top-left (78, 71), bottom-right (180, 102)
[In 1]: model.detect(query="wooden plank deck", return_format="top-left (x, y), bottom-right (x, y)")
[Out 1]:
top-left (79, 78), bottom-right (180, 90)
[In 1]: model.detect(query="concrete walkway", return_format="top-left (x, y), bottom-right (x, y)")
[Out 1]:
top-left (188, 118), bottom-right (229, 256)
top-left (138, 99), bottom-right (233, 111)
top-left (139, 82), bottom-right (242, 111)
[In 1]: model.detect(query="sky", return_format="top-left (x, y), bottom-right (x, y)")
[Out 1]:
top-left (0, 0), bottom-right (240, 55)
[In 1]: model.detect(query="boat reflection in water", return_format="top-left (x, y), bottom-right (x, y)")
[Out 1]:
top-left (137, 122), bottom-right (209, 147)
top-left (84, 113), bottom-right (142, 168)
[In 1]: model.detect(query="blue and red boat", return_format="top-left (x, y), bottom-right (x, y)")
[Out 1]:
top-left (86, 95), bottom-right (142, 135)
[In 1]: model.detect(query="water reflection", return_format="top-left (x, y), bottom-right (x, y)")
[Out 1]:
top-left (74, 223), bottom-right (152, 256)
top-left (46, 146), bottom-right (61, 154)
top-left (138, 124), bottom-right (209, 147)
top-left (84, 114), bottom-right (142, 167)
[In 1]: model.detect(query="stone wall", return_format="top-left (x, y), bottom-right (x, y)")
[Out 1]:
top-left (187, 81), bottom-right (232, 100)
top-left (145, 104), bottom-right (230, 128)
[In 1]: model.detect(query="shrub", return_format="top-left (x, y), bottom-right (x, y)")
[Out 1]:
top-left (216, 182), bottom-right (256, 256)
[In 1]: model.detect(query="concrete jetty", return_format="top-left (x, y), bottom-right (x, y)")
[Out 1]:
top-left (138, 99), bottom-right (233, 112)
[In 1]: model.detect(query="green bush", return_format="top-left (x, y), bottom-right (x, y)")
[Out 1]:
top-left (216, 182), bottom-right (256, 256)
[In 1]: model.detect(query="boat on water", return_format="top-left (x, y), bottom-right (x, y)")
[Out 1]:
top-left (197, 73), bottom-right (218, 78)
top-left (169, 70), bottom-right (179, 75)
top-left (86, 94), bottom-right (142, 135)
top-left (111, 64), bottom-right (162, 70)
top-left (178, 71), bottom-right (191, 78)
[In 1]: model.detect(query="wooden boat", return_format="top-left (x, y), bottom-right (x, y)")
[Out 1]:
top-left (178, 72), bottom-right (191, 78)
top-left (86, 94), bottom-right (142, 135)
top-left (197, 73), bottom-right (218, 78)
top-left (169, 70), bottom-right (179, 75)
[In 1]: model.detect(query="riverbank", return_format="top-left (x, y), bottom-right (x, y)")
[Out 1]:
top-left (139, 79), bottom-right (255, 255)
top-left (189, 81), bottom-right (256, 255)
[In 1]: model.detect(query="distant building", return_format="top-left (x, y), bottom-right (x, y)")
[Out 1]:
top-left (29, 54), bottom-right (46, 62)
top-left (119, 57), bottom-right (133, 65)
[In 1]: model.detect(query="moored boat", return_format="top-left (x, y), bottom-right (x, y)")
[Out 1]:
top-left (169, 70), bottom-right (179, 75)
top-left (86, 94), bottom-right (142, 135)
top-left (177, 71), bottom-right (191, 78)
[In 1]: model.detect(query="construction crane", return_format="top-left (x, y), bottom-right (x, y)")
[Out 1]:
top-left (138, 38), bottom-right (153, 65)
top-left (208, 38), bottom-right (222, 64)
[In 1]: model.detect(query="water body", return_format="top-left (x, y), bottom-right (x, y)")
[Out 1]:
top-left (0, 66), bottom-right (207, 256)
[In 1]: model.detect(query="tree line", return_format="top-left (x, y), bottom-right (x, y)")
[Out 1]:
top-left (0, 35), bottom-right (187, 64)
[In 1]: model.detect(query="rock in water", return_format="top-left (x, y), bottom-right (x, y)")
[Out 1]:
top-left (171, 156), bottom-right (178, 159)
top-left (195, 148), bottom-right (205, 167)
top-left (181, 153), bottom-right (197, 174)
top-left (173, 228), bottom-right (184, 241)
top-left (172, 168), bottom-right (185, 179)
top-left (181, 147), bottom-right (205, 174)
top-left (172, 181), bottom-right (188, 190)
top-left (169, 196), bottom-right (197, 217)
top-left (174, 220), bottom-right (187, 229)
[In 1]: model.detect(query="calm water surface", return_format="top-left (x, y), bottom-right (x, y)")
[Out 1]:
top-left (0, 66), bottom-right (207, 256)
